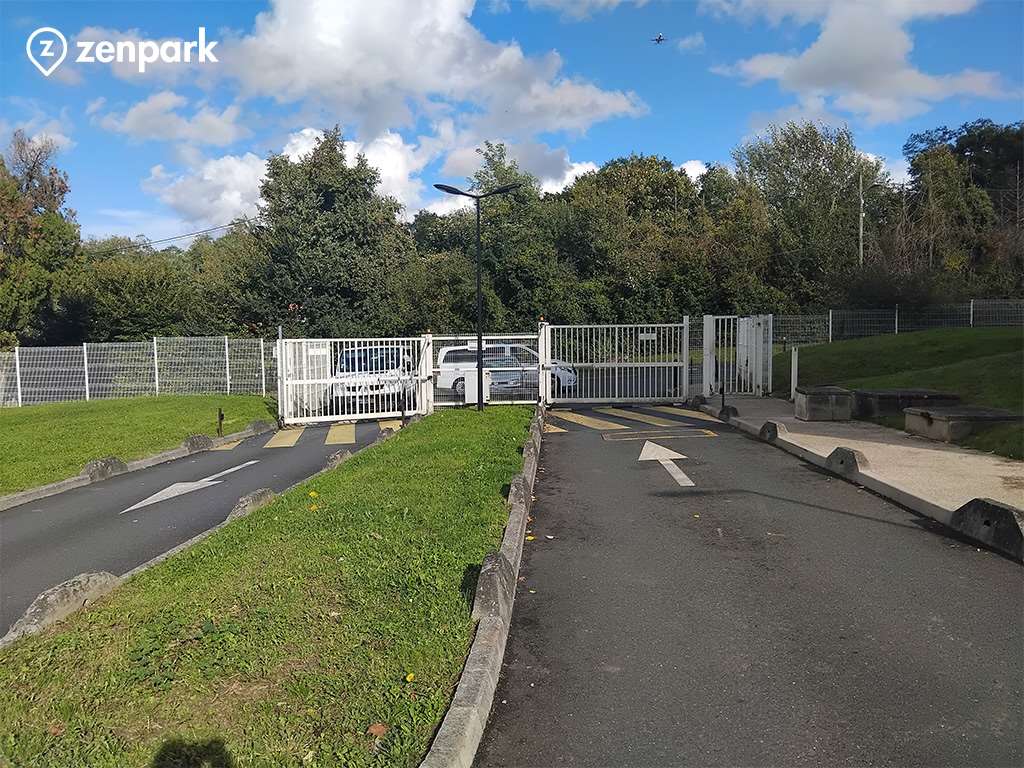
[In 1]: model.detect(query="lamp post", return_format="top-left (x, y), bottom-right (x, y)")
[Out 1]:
top-left (433, 181), bottom-right (522, 410)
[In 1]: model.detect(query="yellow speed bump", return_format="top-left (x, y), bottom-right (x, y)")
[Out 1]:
top-left (548, 410), bottom-right (628, 431)
top-left (325, 423), bottom-right (356, 445)
top-left (650, 405), bottom-right (722, 423)
top-left (264, 428), bottom-right (304, 448)
top-left (595, 407), bottom-right (679, 427)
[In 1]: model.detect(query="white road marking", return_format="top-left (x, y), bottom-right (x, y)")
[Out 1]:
top-left (638, 441), bottom-right (694, 487)
top-left (120, 460), bottom-right (260, 514)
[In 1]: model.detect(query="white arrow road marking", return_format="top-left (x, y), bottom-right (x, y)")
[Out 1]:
top-left (120, 460), bottom-right (260, 514)
top-left (638, 441), bottom-right (694, 487)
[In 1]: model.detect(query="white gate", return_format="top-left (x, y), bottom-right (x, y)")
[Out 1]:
top-left (542, 322), bottom-right (690, 404)
top-left (701, 315), bottom-right (773, 397)
top-left (432, 334), bottom-right (541, 407)
top-left (278, 336), bottom-right (433, 425)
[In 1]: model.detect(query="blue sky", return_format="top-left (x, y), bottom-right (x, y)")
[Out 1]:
top-left (1, 0), bottom-right (1021, 243)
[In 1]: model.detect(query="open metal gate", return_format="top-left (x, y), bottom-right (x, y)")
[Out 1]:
top-left (701, 315), bottom-right (773, 396)
top-left (278, 336), bottom-right (433, 425)
top-left (542, 322), bottom-right (689, 404)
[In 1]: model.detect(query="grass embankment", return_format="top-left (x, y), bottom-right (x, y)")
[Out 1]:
top-left (0, 394), bottom-right (276, 495)
top-left (772, 328), bottom-right (1023, 459)
top-left (0, 407), bottom-right (532, 767)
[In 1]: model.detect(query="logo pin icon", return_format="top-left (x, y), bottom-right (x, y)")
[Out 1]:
top-left (26, 27), bottom-right (67, 78)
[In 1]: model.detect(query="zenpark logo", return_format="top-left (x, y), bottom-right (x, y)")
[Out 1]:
top-left (26, 26), bottom-right (218, 77)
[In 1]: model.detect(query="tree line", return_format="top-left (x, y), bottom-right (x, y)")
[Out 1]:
top-left (1, 119), bottom-right (1020, 347)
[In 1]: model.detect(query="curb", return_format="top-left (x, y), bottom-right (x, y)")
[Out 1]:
top-left (419, 403), bottom-right (545, 768)
top-left (0, 419), bottom-right (410, 649)
top-left (702, 403), bottom-right (1024, 562)
top-left (0, 419), bottom-right (277, 514)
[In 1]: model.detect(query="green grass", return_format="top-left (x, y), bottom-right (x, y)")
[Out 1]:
top-left (0, 407), bottom-right (532, 767)
top-left (772, 328), bottom-right (1023, 459)
top-left (0, 395), bottom-right (276, 495)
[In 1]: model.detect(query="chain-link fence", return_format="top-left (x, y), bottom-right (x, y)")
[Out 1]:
top-left (774, 298), bottom-right (1022, 347)
top-left (0, 336), bottom-right (275, 407)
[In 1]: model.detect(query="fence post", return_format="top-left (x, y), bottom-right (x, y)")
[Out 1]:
top-left (420, 333), bottom-right (434, 415)
top-left (895, 305), bottom-right (899, 335)
top-left (224, 335), bottom-right (231, 394)
top-left (82, 343), bottom-right (90, 401)
top-left (970, 299), bottom-right (975, 327)
top-left (152, 338), bottom-right (160, 395)
top-left (701, 315), bottom-right (714, 397)
top-left (276, 326), bottom-right (284, 422)
top-left (682, 316), bottom-right (690, 400)
top-left (14, 346), bottom-right (23, 407)
top-left (790, 346), bottom-right (798, 402)
top-left (259, 338), bottom-right (266, 397)
top-left (828, 309), bottom-right (833, 343)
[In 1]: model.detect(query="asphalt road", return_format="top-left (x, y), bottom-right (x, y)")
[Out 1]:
top-left (0, 422), bottom-right (381, 634)
top-left (476, 407), bottom-right (1023, 768)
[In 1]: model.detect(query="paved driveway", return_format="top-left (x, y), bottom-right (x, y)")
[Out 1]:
top-left (476, 406), bottom-right (1023, 767)
top-left (0, 421), bottom-right (388, 634)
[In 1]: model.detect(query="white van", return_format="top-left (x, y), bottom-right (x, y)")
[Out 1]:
top-left (435, 343), bottom-right (577, 397)
top-left (324, 345), bottom-right (416, 411)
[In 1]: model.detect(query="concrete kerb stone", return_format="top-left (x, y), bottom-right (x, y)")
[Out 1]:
top-left (0, 419), bottom-right (278, 514)
top-left (949, 498), bottom-right (1024, 562)
top-left (0, 571), bottom-right (121, 649)
top-left (699, 401), bottom-right (1021, 561)
top-left (419, 403), bottom-right (545, 768)
top-left (227, 487), bottom-right (276, 522)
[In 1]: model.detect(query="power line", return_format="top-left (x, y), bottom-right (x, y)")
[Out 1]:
top-left (84, 219), bottom-right (254, 258)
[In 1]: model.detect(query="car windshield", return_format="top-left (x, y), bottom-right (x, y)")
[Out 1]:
top-left (337, 348), bottom-right (401, 373)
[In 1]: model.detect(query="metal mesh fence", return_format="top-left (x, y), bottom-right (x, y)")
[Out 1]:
top-left (0, 336), bottom-right (272, 408)
top-left (973, 299), bottom-right (1024, 326)
top-left (774, 315), bottom-right (829, 345)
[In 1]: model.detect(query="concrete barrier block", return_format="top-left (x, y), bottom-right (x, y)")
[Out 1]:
top-left (247, 419), bottom-right (277, 435)
top-left (325, 449), bottom-right (353, 470)
top-left (826, 446), bottom-right (870, 476)
top-left (758, 421), bottom-right (789, 442)
top-left (949, 498), bottom-right (1023, 561)
top-left (182, 434), bottom-right (214, 453)
top-left (1, 572), bottom-right (121, 647)
top-left (795, 386), bottom-right (852, 421)
top-left (718, 405), bottom-right (739, 421)
top-left (82, 456), bottom-right (128, 482)
top-left (226, 488), bottom-right (275, 522)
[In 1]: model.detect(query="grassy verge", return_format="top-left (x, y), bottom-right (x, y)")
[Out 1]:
top-left (0, 394), bottom-right (276, 495)
top-left (772, 328), bottom-right (1023, 459)
top-left (0, 407), bottom-right (532, 767)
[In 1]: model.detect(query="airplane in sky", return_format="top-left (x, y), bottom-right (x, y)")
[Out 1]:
top-left (651, 33), bottom-right (665, 44)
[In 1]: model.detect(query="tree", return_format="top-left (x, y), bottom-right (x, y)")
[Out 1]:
top-left (247, 127), bottom-right (420, 336)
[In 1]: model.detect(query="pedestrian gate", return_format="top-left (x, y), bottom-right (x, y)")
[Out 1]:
top-left (702, 315), bottom-right (773, 397)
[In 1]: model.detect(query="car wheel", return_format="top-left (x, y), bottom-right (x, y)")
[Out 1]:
top-left (453, 378), bottom-right (465, 398)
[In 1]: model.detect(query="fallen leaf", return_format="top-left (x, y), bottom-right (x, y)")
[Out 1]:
top-left (405, 672), bottom-right (416, 683)
top-left (367, 722), bottom-right (389, 738)
top-left (525, 535), bottom-right (535, 541)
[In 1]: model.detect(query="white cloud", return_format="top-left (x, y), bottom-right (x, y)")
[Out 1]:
top-left (524, 0), bottom-right (648, 19)
top-left (423, 195), bottom-right (473, 216)
top-left (677, 32), bottom-right (706, 53)
top-left (142, 127), bottom-right (437, 226)
top-left (677, 159), bottom-right (708, 181)
top-left (85, 97), bottom-right (106, 116)
top-left (0, 100), bottom-right (75, 151)
top-left (708, 0), bottom-right (1007, 125)
top-left (540, 160), bottom-right (598, 193)
top-left (218, 0), bottom-right (644, 139)
top-left (143, 153), bottom-right (266, 227)
top-left (98, 91), bottom-right (248, 146)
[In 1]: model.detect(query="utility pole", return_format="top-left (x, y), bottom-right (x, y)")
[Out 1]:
top-left (858, 171), bottom-right (864, 268)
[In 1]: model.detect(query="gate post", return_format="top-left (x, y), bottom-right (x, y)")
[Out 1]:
top-left (681, 317), bottom-right (690, 400)
top-left (276, 326), bottom-right (285, 423)
top-left (420, 333), bottom-right (434, 415)
top-left (701, 315), bottom-right (714, 397)
top-left (14, 346), bottom-right (23, 407)
top-left (538, 321), bottom-right (550, 405)
top-left (82, 343), bottom-right (90, 401)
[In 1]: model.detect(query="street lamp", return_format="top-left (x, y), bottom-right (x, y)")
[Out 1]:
top-left (433, 181), bottom-right (522, 410)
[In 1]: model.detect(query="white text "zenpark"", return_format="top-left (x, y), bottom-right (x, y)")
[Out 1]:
top-left (77, 27), bottom-right (218, 73)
